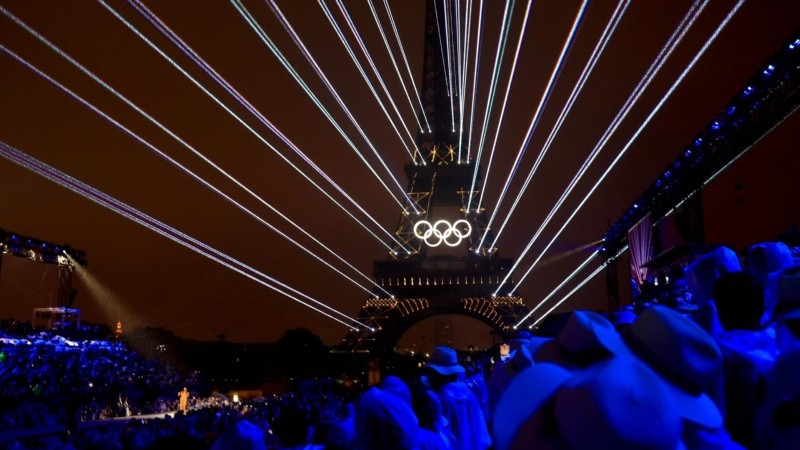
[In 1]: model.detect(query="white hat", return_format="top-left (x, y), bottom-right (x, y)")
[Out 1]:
top-left (557, 310), bottom-right (627, 358)
top-left (425, 346), bottom-right (465, 376)
top-left (555, 357), bottom-right (683, 450)
top-left (685, 246), bottom-right (741, 304)
top-left (534, 311), bottom-right (627, 369)
top-left (748, 242), bottom-right (793, 283)
top-left (622, 306), bottom-right (723, 428)
top-left (492, 363), bottom-right (572, 450)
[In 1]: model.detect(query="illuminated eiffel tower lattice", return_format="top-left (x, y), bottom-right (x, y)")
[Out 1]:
top-left (338, 0), bottom-right (530, 353)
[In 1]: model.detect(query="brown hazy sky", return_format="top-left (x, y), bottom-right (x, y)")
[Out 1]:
top-left (1, 0), bottom-right (799, 346)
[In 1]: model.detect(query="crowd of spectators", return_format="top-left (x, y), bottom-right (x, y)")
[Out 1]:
top-left (0, 320), bottom-right (356, 449)
top-left (2, 240), bottom-right (800, 449)
top-left (482, 240), bottom-right (800, 450)
top-left (0, 320), bottom-right (198, 431)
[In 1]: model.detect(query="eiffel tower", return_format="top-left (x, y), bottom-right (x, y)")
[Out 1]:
top-left (338, 0), bottom-right (530, 353)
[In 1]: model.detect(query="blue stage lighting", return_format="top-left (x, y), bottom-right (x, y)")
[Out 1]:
top-left (743, 85), bottom-right (754, 96)
top-left (790, 38), bottom-right (800, 50)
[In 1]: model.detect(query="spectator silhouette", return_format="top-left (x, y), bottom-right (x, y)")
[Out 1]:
top-left (423, 346), bottom-right (491, 450)
top-left (712, 271), bottom-right (776, 447)
top-left (355, 385), bottom-right (419, 450)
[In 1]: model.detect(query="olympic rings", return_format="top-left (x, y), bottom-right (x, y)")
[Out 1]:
top-left (413, 219), bottom-right (472, 247)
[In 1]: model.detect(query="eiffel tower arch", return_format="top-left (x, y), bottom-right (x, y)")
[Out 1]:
top-left (338, 0), bottom-right (530, 353)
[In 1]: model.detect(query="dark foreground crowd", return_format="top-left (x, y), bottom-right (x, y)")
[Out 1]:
top-left (2, 240), bottom-right (800, 449)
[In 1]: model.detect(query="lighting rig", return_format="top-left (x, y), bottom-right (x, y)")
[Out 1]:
top-left (601, 29), bottom-right (800, 259)
top-left (0, 227), bottom-right (87, 266)
top-left (0, 227), bottom-right (86, 308)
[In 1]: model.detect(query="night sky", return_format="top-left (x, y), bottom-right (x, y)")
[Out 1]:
top-left (1, 1), bottom-right (799, 347)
